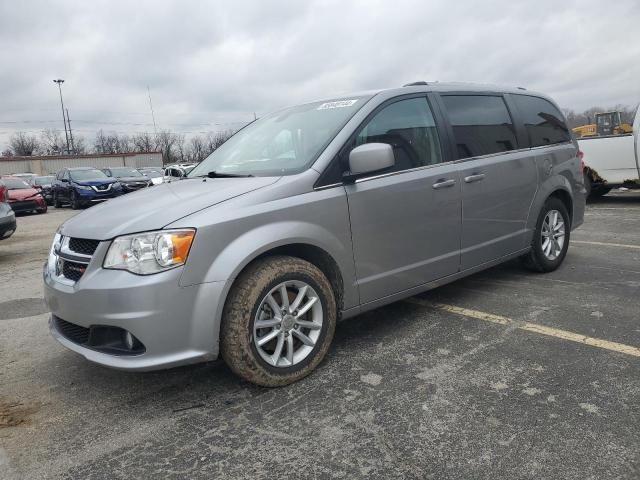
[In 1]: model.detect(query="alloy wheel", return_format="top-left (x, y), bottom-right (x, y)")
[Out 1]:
top-left (541, 209), bottom-right (565, 260)
top-left (253, 280), bottom-right (323, 368)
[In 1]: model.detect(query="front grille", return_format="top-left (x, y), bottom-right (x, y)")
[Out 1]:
top-left (69, 238), bottom-right (99, 256)
top-left (62, 260), bottom-right (87, 282)
top-left (53, 316), bottom-right (90, 345)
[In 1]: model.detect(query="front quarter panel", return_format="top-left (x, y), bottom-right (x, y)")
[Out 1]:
top-left (170, 175), bottom-right (357, 310)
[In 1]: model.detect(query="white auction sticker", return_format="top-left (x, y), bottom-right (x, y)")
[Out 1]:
top-left (317, 99), bottom-right (358, 110)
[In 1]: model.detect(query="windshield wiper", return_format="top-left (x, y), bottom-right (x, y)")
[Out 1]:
top-left (204, 171), bottom-right (254, 178)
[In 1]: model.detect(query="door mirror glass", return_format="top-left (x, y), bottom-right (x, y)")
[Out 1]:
top-left (348, 143), bottom-right (395, 177)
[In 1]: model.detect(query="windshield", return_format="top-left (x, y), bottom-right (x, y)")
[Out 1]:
top-left (70, 170), bottom-right (109, 182)
top-left (34, 176), bottom-right (54, 185)
top-left (3, 178), bottom-right (30, 189)
top-left (189, 96), bottom-right (369, 177)
top-left (109, 167), bottom-right (143, 177)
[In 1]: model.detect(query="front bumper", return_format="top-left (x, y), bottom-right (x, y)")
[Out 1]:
top-left (10, 199), bottom-right (45, 212)
top-left (0, 211), bottom-right (16, 239)
top-left (44, 243), bottom-right (225, 371)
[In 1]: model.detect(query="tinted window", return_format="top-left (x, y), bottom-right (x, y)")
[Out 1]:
top-left (352, 97), bottom-right (442, 173)
top-left (34, 176), bottom-right (54, 185)
top-left (69, 169), bottom-right (108, 181)
top-left (512, 95), bottom-right (570, 147)
top-left (108, 167), bottom-right (143, 177)
top-left (2, 178), bottom-right (30, 189)
top-left (442, 95), bottom-right (517, 158)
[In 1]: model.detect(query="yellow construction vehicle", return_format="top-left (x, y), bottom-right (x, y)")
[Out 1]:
top-left (572, 111), bottom-right (633, 138)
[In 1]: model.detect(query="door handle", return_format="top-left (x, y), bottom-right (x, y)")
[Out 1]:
top-left (464, 173), bottom-right (486, 183)
top-left (432, 179), bottom-right (456, 189)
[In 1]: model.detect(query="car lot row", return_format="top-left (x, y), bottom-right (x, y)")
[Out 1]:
top-left (0, 163), bottom-right (198, 237)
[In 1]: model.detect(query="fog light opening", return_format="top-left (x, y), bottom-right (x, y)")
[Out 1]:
top-left (124, 331), bottom-right (135, 350)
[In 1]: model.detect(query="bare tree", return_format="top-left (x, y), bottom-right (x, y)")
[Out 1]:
top-left (175, 134), bottom-right (187, 163)
top-left (74, 135), bottom-right (87, 154)
top-left (204, 130), bottom-right (232, 155)
top-left (1, 149), bottom-right (13, 157)
top-left (132, 132), bottom-right (156, 153)
top-left (9, 132), bottom-right (40, 156)
top-left (155, 129), bottom-right (179, 164)
top-left (187, 135), bottom-right (207, 163)
top-left (40, 128), bottom-right (65, 155)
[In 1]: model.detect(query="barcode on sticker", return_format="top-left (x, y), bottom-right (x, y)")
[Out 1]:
top-left (317, 99), bottom-right (358, 110)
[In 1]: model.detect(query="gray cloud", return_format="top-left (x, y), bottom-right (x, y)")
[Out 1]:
top-left (1, 0), bottom-right (639, 149)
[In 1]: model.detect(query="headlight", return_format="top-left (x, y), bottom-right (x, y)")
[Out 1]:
top-left (103, 229), bottom-right (195, 275)
top-left (76, 185), bottom-right (92, 190)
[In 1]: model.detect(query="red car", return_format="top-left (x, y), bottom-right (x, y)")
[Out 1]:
top-left (0, 176), bottom-right (47, 214)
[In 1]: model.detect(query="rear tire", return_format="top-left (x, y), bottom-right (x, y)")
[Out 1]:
top-left (521, 197), bottom-right (570, 273)
top-left (221, 255), bottom-right (337, 387)
top-left (584, 172), bottom-right (611, 199)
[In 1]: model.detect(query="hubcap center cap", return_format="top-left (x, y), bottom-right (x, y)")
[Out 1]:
top-left (282, 314), bottom-right (295, 331)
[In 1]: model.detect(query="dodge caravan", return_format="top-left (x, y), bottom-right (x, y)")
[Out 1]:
top-left (45, 83), bottom-right (585, 386)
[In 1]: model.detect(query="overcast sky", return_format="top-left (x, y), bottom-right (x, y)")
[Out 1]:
top-left (1, 0), bottom-right (639, 149)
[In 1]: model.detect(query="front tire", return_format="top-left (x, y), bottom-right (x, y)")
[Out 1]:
top-left (71, 191), bottom-right (81, 210)
top-left (521, 197), bottom-right (570, 272)
top-left (221, 255), bottom-right (337, 387)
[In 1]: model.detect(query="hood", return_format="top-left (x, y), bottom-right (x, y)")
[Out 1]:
top-left (75, 179), bottom-right (117, 187)
top-left (9, 188), bottom-right (39, 201)
top-left (60, 176), bottom-right (280, 239)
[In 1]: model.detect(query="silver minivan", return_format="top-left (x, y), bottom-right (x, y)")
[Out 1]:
top-left (45, 83), bottom-right (585, 386)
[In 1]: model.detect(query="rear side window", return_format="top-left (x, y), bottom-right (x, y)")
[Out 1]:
top-left (352, 97), bottom-right (443, 172)
top-left (512, 95), bottom-right (570, 147)
top-left (441, 95), bottom-right (517, 159)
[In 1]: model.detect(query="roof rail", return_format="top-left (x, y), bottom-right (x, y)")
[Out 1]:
top-left (403, 81), bottom-right (428, 87)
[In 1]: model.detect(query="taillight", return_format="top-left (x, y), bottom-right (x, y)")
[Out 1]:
top-left (0, 186), bottom-right (7, 203)
top-left (577, 150), bottom-right (585, 173)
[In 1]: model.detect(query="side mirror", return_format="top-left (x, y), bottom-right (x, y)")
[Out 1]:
top-left (60, 178), bottom-right (68, 183)
top-left (344, 143), bottom-right (395, 183)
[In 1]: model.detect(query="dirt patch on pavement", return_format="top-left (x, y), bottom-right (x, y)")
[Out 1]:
top-left (0, 398), bottom-right (39, 428)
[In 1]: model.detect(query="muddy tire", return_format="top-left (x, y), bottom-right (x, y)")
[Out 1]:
top-left (521, 197), bottom-right (570, 273)
top-left (220, 255), bottom-right (336, 387)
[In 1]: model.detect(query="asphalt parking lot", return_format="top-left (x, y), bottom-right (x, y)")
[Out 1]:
top-left (1, 193), bottom-right (639, 480)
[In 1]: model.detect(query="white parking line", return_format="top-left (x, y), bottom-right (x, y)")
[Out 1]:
top-left (404, 298), bottom-right (640, 358)
top-left (572, 240), bottom-right (640, 250)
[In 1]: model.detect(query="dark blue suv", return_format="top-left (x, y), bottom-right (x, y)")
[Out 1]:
top-left (52, 167), bottom-right (123, 209)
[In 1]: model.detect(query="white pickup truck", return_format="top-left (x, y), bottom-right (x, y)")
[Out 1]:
top-left (578, 106), bottom-right (640, 198)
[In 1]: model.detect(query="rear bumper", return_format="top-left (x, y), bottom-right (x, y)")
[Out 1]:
top-left (44, 256), bottom-right (226, 371)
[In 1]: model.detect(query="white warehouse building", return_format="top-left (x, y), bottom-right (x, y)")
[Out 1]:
top-left (0, 151), bottom-right (163, 176)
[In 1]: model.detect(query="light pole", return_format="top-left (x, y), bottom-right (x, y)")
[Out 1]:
top-left (53, 79), bottom-right (71, 154)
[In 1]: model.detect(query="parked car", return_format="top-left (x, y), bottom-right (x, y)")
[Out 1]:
top-left (0, 176), bottom-right (47, 214)
top-left (102, 167), bottom-right (152, 193)
top-left (29, 175), bottom-right (56, 205)
top-left (45, 83), bottom-right (585, 387)
top-left (138, 167), bottom-right (165, 185)
top-left (578, 105), bottom-right (639, 198)
top-left (52, 167), bottom-right (123, 209)
top-left (164, 163), bottom-right (196, 180)
top-left (0, 180), bottom-right (17, 240)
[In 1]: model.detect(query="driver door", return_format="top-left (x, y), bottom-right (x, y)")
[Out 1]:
top-left (344, 96), bottom-right (462, 304)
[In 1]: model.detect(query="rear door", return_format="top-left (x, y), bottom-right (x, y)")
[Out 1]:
top-left (438, 93), bottom-right (538, 270)
top-left (344, 95), bottom-right (462, 303)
